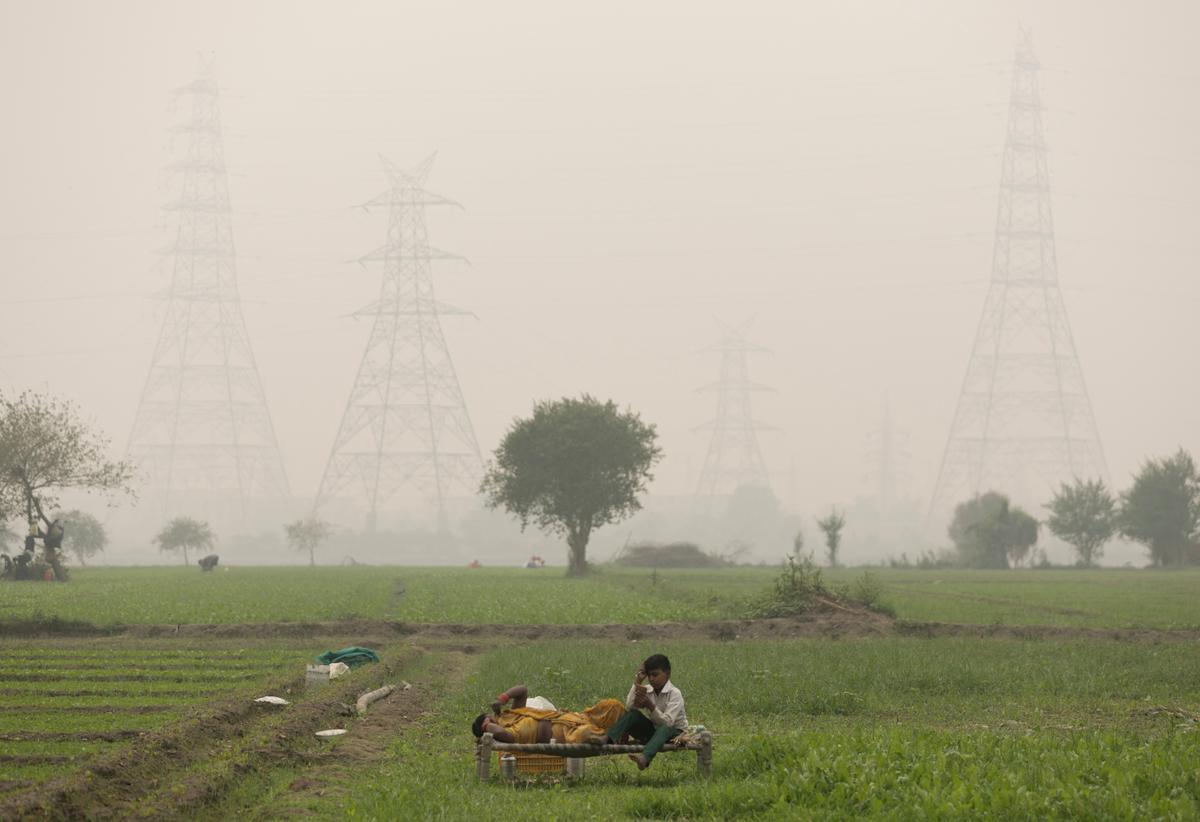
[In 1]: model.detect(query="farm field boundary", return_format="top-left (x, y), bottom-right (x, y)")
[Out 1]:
top-left (6, 610), bottom-right (1200, 644)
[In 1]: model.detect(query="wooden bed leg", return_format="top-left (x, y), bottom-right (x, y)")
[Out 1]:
top-left (566, 757), bottom-right (585, 779)
top-left (476, 733), bottom-right (493, 781)
top-left (697, 731), bottom-right (712, 777)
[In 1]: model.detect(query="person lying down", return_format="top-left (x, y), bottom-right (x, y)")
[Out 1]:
top-left (471, 684), bottom-right (625, 746)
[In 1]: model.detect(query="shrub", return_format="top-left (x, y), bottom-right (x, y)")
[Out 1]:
top-left (614, 541), bottom-right (728, 568)
top-left (747, 551), bottom-right (826, 618)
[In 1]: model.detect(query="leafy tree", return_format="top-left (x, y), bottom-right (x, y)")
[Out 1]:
top-left (1044, 479), bottom-right (1116, 567)
top-left (948, 491), bottom-right (1038, 569)
top-left (153, 517), bottom-right (214, 566)
top-left (284, 517), bottom-right (332, 567)
top-left (1118, 449), bottom-right (1200, 567)
top-left (55, 509), bottom-right (108, 566)
top-left (480, 395), bottom-right (662, 576)
top-left (0, 391), bottom-right (135, 532)
top-left (816, 508), bottom-right (847, 568)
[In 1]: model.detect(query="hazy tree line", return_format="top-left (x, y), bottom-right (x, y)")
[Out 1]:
top-left (1, 388), bottom-right (1197, 576)
top-left (938, 450), bottom-right (1200, 569)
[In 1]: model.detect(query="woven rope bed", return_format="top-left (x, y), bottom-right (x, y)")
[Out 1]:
top-left (474, 730), bottom-right (713, 780)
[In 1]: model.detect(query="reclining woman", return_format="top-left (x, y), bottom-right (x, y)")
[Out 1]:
top-left (471, 684), bottom-right (625, 746)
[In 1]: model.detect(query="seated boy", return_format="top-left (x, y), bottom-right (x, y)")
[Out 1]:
top-left (470, 684), bottom-right (624, 745)
top-left (606, 653), bottom-right (687, 770)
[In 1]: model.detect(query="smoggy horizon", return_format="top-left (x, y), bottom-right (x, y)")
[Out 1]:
top-left (2, 1), bottom-right (1197, 565)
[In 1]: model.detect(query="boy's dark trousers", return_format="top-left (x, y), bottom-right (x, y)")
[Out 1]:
top-left (607, 710), bottom-right (681, 763)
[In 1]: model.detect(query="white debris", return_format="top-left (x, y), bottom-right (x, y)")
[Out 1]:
top-left (254, 696), bottom-right (290, 706)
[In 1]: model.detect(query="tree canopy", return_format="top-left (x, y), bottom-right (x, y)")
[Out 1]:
top-left (284, 517), bottom-right (333, 567)
top-left (948, 491), bottom-right (1038, 569)
top-left (0, 390), bottom-right (135, 528)
top-left (480, 395), bottom-right (662, 576)
top-left (153, 517), bottom-right (215, 566)
top-left (1118, 449), bottom-right (1200, 567)
top-left (1044, 479), bottom-right (1116, 567)
top-left (55, 509), bottom-right (108, 567)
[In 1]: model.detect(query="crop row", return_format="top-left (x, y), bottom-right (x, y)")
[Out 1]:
top-left (0, 638), bottom-right (314, 797)
top-left (0, 663), bottom-right (271, 675)
top-left (0, 674), bottom-right (237, 693)
top-left (0, 710), bottom-right (179, 735)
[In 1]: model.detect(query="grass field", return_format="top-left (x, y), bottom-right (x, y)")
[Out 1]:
top-left (3, 565), bottom-right (1199, 628)
top-left (1, 565), bottom-right (1198, 818)
top-left (216, 638), bottom-right (1200, 820)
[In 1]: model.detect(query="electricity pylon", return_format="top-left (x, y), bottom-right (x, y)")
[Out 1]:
top-left (693, 321), bottom-right (773, 510)
top-left (928, 27), bottom-right (1108, 528)
top-left (127, 58), bottom-right (291, 530)
top-left (314, 154), bottom-right (482, 532)
top-left (865, 399), bottom-right (912, 511)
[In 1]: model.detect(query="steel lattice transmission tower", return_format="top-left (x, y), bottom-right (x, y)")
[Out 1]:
top-left (865, 399), bottom-right (912, 512)
top-left (928, 28), bottom-right (1108, 526)
top-left (314, 154), bottom-right (482, 531)
top-left (693, 322), bottom-right (773, 509)
top-left (127, 58), bottom-right (291, 529)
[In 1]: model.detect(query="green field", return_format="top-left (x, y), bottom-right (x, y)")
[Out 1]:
top-left (1, 566), bottom-right (1198, 819)
top-left (228, 638), bottom-right (1200, 820)
top-left (0, 640), bottom-right (311, 792)
top-left (3, 565), bottom-right (1199, 628)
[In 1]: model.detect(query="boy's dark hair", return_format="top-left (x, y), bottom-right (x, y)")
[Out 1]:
top-left (471, 712), bottom-right (488, 738)
top-left (643, 653), bottom-right (671, 674)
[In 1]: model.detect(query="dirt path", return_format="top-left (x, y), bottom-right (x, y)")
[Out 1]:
top-left (261, 650), bottom-right (475, 817)
top-left (6, 600), bottom-right (1200, 645)
top-left (23, 605), bottom-right (1199, 643)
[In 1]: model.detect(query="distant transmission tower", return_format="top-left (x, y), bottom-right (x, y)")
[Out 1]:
top-left (314, 154), bottom-right (482, 532)
top-left (865, 399), bottom-right (911, 511)
top-left (693, 322), bottom-right (773, 509)
top-left (127, 58), bottom-right (291, 529)
top-left (928, 27), bottom-right (1108, 526)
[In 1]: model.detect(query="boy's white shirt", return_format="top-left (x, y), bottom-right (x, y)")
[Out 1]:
top-left (624, 679), bottom-right (688, 731)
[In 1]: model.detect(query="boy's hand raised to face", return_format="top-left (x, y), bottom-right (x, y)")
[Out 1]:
top-left (634, 666), bottom-right (646, 684)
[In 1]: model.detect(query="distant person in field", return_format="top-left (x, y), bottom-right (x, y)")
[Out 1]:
top-left (606, 653), bottom-right (687, 770)
top-left (471, 684), bottom-right (625, 745)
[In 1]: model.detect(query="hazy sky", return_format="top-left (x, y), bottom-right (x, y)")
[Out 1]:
top-left (1, 0), bottom-right (1197, 527)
